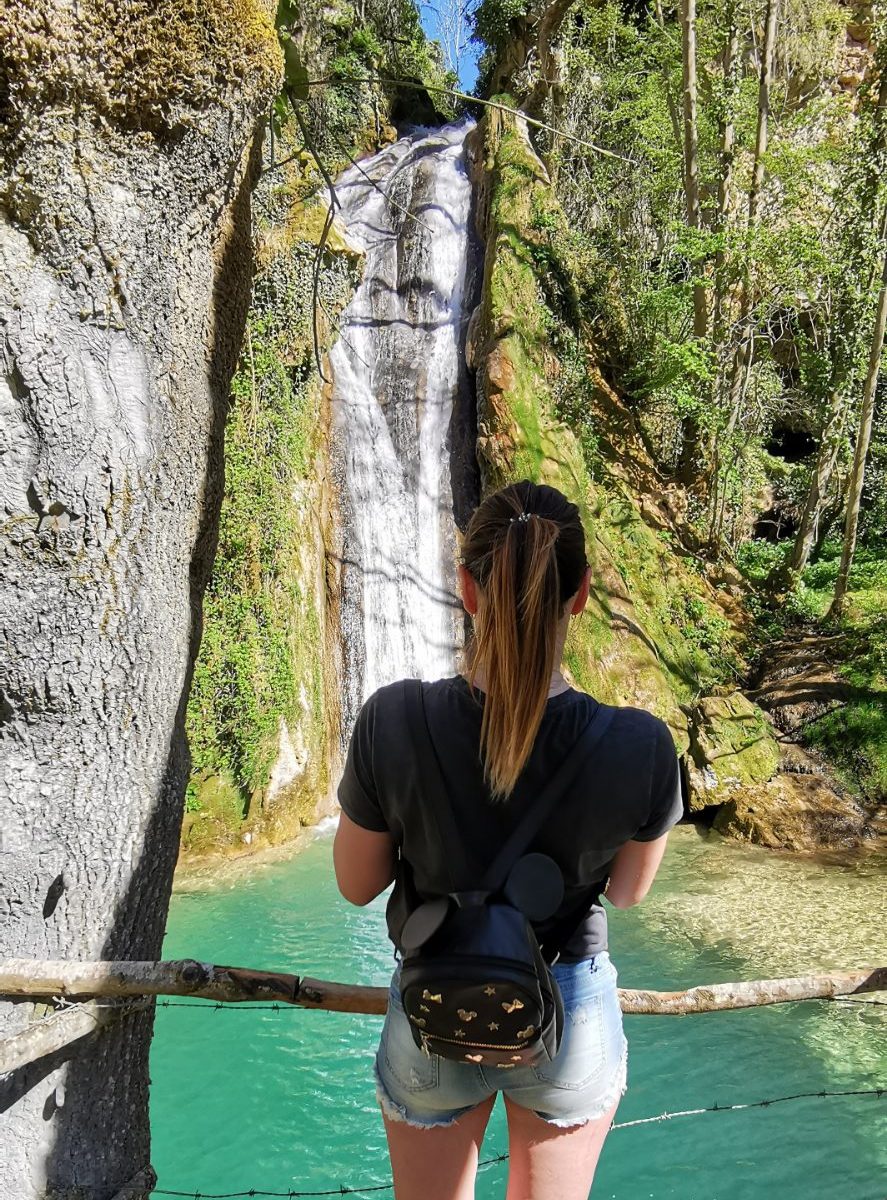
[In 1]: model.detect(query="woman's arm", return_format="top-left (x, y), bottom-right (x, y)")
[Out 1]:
top-left (603, 833), bottom-right (670, 909)
top-left (333, 811), bottom-right (397, 906)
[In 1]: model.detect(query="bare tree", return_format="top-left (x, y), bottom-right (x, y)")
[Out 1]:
top-left (422, 0), bottom-right (476, 80)
top-left (829, 236), bottom-right (887, 617)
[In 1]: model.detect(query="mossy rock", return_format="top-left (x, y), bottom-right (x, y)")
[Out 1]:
top-left (687, 693), bottom-right (781, 810)
top-left (2, 0), bottom-right (281, 143)
top-left (471, 104), bottom-right (741, 750)
top-left (284, 205), bottom-right (363, 261)
top-left (181, 771), bottom-right (246, 855)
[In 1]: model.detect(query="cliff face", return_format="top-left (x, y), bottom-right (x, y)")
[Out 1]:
top-left (468, 106), bottom-right (736, 742)
top-left (467, 104), bottom-right (868, 851)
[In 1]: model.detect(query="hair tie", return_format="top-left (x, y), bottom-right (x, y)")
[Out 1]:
top-left (509, 512), bottom-right (532, 524)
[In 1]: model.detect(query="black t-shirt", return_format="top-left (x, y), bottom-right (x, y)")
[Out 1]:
top-left (338, 675), bottom-right (683, 960)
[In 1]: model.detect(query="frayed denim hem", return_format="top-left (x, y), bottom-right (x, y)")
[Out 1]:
top-left (536, 1035), bottom-right (629, 1129)
top-left (373, 1060), bottom-right (464, 1129)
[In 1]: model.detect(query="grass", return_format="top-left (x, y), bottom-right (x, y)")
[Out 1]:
top-left (737, 537), bottom-right (887, 808)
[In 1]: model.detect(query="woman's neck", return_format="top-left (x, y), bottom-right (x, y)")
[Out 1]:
top-left (464, 615), bottom-right (572, 698)
top-left (464, 664), bottom-right (570, 698)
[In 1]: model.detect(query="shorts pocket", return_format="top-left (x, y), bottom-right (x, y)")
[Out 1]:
top-left (381, 1000), bottom-right (440, 1094)
top-left (531, 992), bottom-right (607, 1091)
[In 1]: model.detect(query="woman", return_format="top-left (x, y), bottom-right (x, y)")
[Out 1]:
top-left (333, 480), bottom-right (682, 1200)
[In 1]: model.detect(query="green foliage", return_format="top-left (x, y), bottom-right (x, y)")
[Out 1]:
top-left (736, 536), bottom-right (887, 804)
top-left (473, 0), bottom-right (526, 59)
top-left (274, 0), bottom-right (456, 172)
top-left (185, 161), bottom-right (361, 840)
top-left (473, 0), bottom-right (887, 808)
top-left (186, 312), bottom-right (316, 807)
top-left (801, 540), bottom-right (887, 805)
top-left (860, 383), bottom-right (887, 542)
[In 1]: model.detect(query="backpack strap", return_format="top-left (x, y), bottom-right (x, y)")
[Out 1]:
top-left (481, 700), bottom-right (615, 893)
top-left (402, 678), bottom-right (615, 896)
top-left (402, 679), bottom-right (480, 891)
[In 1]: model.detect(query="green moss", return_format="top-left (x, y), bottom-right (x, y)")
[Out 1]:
top-left (181, 771), bottom-right (245, 855)
top-left (690, 693), bottom-right (781, 793)
top-left (476, 107), bottom-right (741, 747)
top-left (185, 145), bottom-right (360, 844)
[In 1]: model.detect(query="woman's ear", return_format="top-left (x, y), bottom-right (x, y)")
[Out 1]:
top-left (569, 566), bottom-right (592, 616)
top-left (457, 564), bottom-right (479, 615)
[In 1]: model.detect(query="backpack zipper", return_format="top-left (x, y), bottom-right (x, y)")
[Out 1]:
top-left (420, 1031), bottom-right (528, 1055)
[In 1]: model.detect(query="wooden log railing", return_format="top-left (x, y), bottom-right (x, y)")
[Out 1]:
top-left (1, 958), bottom-right (884, 1016)
top-left (1, 959), bottom-right (883, 1075)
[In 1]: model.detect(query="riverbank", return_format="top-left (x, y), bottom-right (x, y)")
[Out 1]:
top-left (172, 814), bottom-right (339, 893)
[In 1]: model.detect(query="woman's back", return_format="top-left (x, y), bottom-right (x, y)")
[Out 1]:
top-left (340, 675), bottom-right (681, 962)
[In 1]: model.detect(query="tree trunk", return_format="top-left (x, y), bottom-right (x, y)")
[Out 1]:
top-left (748, 0), bottom-right (779, 228)
top-left (723, 0), bottom-right (780, 434)
top-left (675, 0), bottom-right (708, 482)
top-left (0, 3), bottom-right (281, 1197)
top-left (681, 0), bottom-right (707, 339)
top-left (829, 240), bottom-right (887, 617)
top-left (711, 13), bottom-right (740, 345)
top-left (653, 0), bottom-right (685, 154)
top-left (775, 382), bottom-right (848, 586)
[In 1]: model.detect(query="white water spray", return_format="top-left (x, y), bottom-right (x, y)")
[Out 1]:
top-left (329, 121), bottom-right (475, 729)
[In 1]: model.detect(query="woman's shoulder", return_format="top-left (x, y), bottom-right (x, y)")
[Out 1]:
top-left (571, 692), bottom-right (677, 752)
top-left (358, 675), bottom-right (466, 724)
top-left (609, 702), bottom-right (673, 737)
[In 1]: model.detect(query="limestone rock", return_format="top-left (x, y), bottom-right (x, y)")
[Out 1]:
top-left (687, 692), bottom-right (781, 810)
top-left (486, 341), bottom-right (517, 393)
top-left (712, 774), bottom-right (867, 852)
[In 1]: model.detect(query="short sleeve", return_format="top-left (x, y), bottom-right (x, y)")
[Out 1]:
top-left (337, 694), bottom-right (389, 833)
top-left (633, 718), bottom-right (683, 842)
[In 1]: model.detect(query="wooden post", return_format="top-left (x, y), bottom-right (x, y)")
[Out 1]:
top-left (0, 960), bottom-right (884, 1016)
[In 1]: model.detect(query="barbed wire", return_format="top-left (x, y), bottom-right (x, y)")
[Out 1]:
top-left (144, 1087), bottom-right (884, 1198)
top-left (833, 997), bottom-right (887, 1007)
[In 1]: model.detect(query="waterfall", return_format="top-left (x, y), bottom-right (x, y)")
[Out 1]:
top-left (329, 121), bottom-right (477, 731)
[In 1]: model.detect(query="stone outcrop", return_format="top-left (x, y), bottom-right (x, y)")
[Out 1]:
top-left (686, 693), bottom-right (782, 809)
top-left (712, 773), bottom-right (867, 851)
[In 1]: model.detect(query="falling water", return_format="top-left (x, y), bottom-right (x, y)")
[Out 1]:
top-left (329, 121), bottom-right (477, 730)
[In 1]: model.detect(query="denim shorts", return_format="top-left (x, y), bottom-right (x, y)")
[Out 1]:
top-left (374, 952), bottom-right (628, 1129)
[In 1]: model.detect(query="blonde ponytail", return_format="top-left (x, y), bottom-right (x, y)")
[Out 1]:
top-left (460, 482), bottom-right (588, 799)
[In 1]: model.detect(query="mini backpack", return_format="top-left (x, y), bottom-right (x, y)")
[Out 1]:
top-left (395, 680), bottom-right (615, 1070)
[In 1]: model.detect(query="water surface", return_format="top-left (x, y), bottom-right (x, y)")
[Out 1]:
top-left (150, 825), bottom-right (886, 1199)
